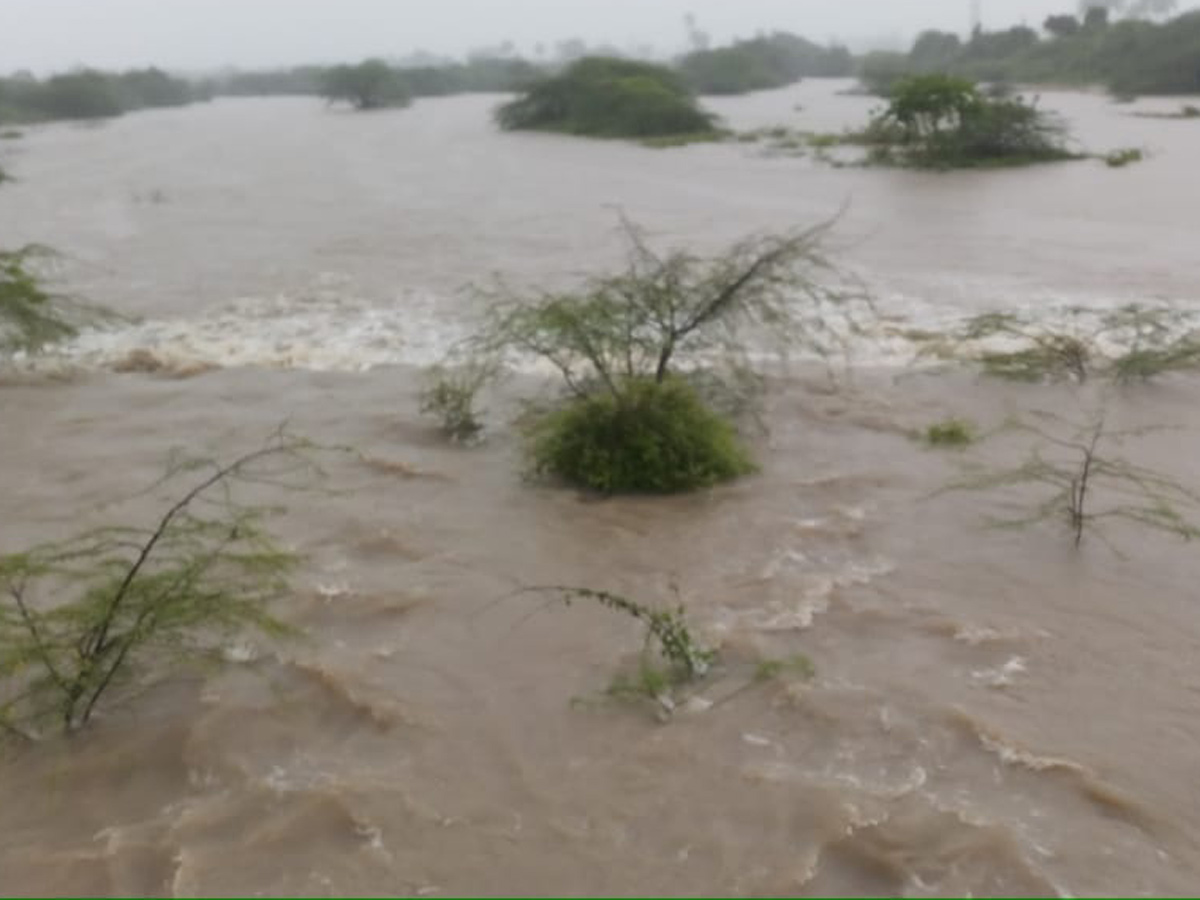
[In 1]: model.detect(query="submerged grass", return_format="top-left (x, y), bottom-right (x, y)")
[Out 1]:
top-left (640, 129), bottom-right (728, 149)
top-left (754, 654), bottom-right (817, 683)
top-left (924, 418), bottom-right (976, 448)
top-left (1103, 147), bottom-right (1145, 168)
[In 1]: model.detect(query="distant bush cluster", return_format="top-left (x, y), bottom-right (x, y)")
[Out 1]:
top-left (0, 68), bottom-right (202, 125)
top-left (206, 56), bottom-right (542, 104)
top-left (858, 8), bottom-right (1200, 97)
top-left (677, 32), bottom-right (853, 95)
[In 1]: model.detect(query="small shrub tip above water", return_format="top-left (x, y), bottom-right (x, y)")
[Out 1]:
top-left (1103, 147), bottom-right (1144, 168)
top-left (925, 418), bottom-right (976, 448)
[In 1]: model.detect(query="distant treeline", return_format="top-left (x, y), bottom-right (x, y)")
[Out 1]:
top-left (678, 32), bottom-right (854, 94)
top-left (0, 68), bottom-right (204, 124)
top-left (201, 56), bottom-right (542, 100)
top-left (5, 11), bottom-right (1196, 128)
top-left (860, 8), bottom-right (1200, 96)
top-left (208, 34), bottom-right (853, 104)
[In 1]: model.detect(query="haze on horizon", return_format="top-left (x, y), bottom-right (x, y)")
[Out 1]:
top-left (0, 0), bottom-right (1195, 74)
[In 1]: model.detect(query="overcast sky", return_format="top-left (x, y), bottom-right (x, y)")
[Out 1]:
top-left (0, 0), bottom-right (1195, 73)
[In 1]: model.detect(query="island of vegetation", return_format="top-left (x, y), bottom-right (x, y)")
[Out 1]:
top-left (856, 74), bottom-right (1081, 169)
top-left (495, 57), bottom-right (719, 141)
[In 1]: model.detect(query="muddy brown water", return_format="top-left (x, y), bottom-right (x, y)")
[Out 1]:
top-left (1, 80), bottom-right (1200, 896)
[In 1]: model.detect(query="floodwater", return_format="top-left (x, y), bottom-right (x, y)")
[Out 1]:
top-left (1, 79), bottom-right (1200, 896)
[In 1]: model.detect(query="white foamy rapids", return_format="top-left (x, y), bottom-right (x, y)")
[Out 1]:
top-left (61, 287), bottom-right (468, 373)
top-left (15, 279), bottom-right (1199, 376)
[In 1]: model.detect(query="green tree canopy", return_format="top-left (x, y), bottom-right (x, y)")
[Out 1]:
top-left (495, 57), bottom-right (717, 138)
top-left (320, 59), bottom-right (412, 110)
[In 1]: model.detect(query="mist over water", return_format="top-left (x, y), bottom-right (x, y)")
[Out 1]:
top-left (3, 80), bottom-right (1200, 895)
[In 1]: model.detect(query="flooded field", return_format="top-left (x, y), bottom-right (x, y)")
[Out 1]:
top-left (1, 79), bottom-right (1199, 896)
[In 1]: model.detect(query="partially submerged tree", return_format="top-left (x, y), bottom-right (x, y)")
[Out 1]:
top-left (477, 218), bottom-right (850, 392)
top-left (0, 433), bottom-right (318, 739)
top-left (495, 57), bottom-right (718, 139)
top-left (435, 218), bottom-right (864, 493)
top-left (944, 413), bottom-right (1200, 548)
top-left (320, 59), bottom-right (411, 110)
top-left (914, 305), bottom-right (1200, 384)
top-left (863, 74), bottom-right (1078, 168)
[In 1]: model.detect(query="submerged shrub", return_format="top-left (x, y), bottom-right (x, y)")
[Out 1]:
top-left (419, 361), bottom-right (494, 443)
top-left (915, 306), bottom-right (1200, 384)
top-left (0, 434), bottom-right (317, 738)
top-left (495, 57), bottom-right (717, 139)
top-left (1103, 147), bottom-right (1144, 167)
top-left (925, 418), bottom-right (976, 447)
top-left (527, 377), bottom-right (755, 494)
top-left (863, 74), bottom-right (1079, 169)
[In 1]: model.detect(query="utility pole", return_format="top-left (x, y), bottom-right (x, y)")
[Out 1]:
top-left (970, 0), bottom-right (983, 33)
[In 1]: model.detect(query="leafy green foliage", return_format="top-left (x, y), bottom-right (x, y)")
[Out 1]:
top-left (527, 377), bottom-right (755, 494)
top-left (537, 585), bottom-right (715, 681)
top-left (0, 247), bottom-right (77, 355)
top-left (459, 218), bottom-right (858, 492)
top-left (0, 246), bottom-right (121, 357)
top-left (320, 60), bottom-right (411, 110)
top-left (477, 218), bottom-right (849, 395)
top-left (495, 57), bottom-right (717, 139)
top-left (0, 434), bottom-right (317, 738)
top-left (863, 75), bottom-right (1078, 169)
top-left (944, 415), bottom-right (1200, 548)
top-left (678, 32), bottom-right (853, 95)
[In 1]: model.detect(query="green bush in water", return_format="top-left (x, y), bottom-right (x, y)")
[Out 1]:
top-left (495, 57), bottom-right (717, 139)
top-left (863, 74), bottom-right (1079, 168)
top-left (527, 377), bottom-right (755, 494)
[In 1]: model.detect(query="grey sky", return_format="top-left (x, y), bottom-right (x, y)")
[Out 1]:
top-left (0, 0), bottom-right (1195, 73)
